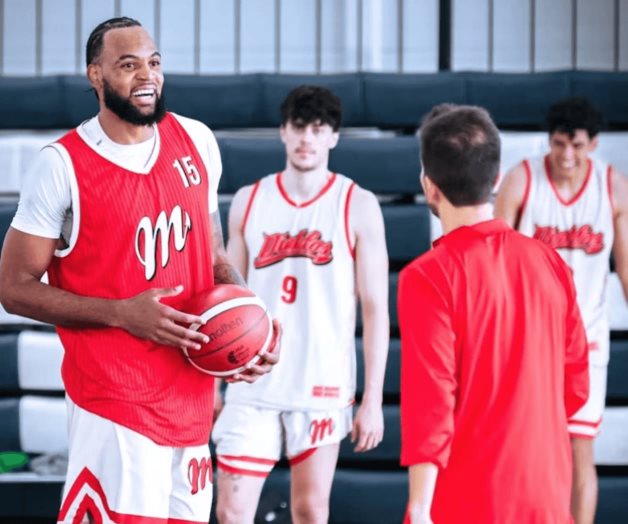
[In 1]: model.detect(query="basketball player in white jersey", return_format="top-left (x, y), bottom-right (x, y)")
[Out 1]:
top-left (495, 96), bottom-right (628, 524)
top-left (212, 85), bottom-right (390, 524)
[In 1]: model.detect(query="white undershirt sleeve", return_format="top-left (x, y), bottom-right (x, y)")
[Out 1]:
top-left (11, 145), bottom-right (72, 240)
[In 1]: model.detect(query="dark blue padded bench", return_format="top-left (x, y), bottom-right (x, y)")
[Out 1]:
top-left (3, 71), bottom-right (628, 131)
top-left (217, 136), bottom-right (421, 196)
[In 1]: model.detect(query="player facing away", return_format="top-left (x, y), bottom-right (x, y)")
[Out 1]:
top-left (495, 97), bottom-right (628, 524)
top-left (0, 17), bottom-right (280, 524)
top-left (399, 104), bottom-right (590, 524)
top-left (212, 85), bottom-right (390, 524)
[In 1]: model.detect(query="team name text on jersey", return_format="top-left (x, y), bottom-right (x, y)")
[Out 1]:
top-left (254, 229), bottom-right (333, 268)
top-left (533, 224), bottom-right (604, 254)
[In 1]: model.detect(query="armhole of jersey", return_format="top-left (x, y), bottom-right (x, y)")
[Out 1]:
top-left (242, 180), bottom-right (261, 236)
top-left (607, 165), bottom-right (615, 214)
top-left (49, 143), bottom-right (81, 259)
top-left (344, 182), bottom-right (357, 260)
top-left (520, 160), bottom-right (532, 220)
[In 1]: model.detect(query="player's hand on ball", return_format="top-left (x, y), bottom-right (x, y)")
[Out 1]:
top-left (116, 285), bottom-right (208, 350)
top-left (225, 319), bottom-right (282, 384)
top-left (351, 399), bottom-right (384, 452)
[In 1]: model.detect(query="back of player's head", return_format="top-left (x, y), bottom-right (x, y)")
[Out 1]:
top-left (546, 96), bottom-right (602, 139)
top-left (420, 104), bottom-right (500, 206)
top-left (86, 17), bottom-right (142, 67)
top-left (280, 85), bottom-right (342, 131)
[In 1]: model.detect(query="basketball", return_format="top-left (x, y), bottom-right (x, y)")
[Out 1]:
top-left (183, 284), bottom-right (273, 377)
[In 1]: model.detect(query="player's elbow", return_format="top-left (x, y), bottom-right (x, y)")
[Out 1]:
top-left (0, 280), bottom-right (20, 315)
top-left (360, 296), bottom-right (389, 326)
top-left (0, 271), bottom-right (30, 316)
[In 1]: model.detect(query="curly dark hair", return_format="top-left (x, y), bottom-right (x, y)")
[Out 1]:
top-left (86, 17), bottom-right (142, 67)
top-left (280, 85), bottom-right (342, 131)
top-left (546, 97), bottom-right (603, 139)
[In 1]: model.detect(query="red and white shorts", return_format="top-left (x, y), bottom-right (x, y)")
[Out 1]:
top-left (58, 398), bottom-right (213, 524)
top-left (212, 403), bottom-right (352, 477)
top-left (568, 363), bottom-right (607, 439)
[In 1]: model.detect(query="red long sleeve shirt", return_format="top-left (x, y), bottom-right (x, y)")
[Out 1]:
top-left (399, 219), bottom-right (589, 524)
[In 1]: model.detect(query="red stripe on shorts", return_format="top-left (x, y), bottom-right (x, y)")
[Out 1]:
top-left (218, 454), bottom-right (276, 465)
top-left (59, 467), bottom-right (170, 524)
top-left (217, 460), bottom-right (270, 478)
top-left (289, 448), bottom-right (317, 467)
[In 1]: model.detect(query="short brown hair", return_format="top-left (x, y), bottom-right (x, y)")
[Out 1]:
top-left (420, 104), bottom-right (500, 206)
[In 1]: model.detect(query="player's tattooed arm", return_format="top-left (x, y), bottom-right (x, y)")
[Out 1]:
top-left (210, 209), bottom-right (246, 286)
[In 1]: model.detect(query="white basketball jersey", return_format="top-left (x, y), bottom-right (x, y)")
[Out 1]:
top-left (518, 155), bottom-right (614, 365)
top-left (226, 172), bottom-right (358, 410)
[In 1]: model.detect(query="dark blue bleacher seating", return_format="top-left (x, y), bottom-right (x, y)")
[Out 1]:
top-left (218, 137), bottom-right (285, 193)
top-left (218, 136), bottom-right (421, 196)
top-left (464, 72), bottom-right (571, 129)
top-left (0, 203), bottom-right (18, 251)
top-left (260, 74), bottom-right (365, 127)
top-left (570, 71), bottom-right (628, 129)
top-left (329, 137), bottom-right (420, 195)
top-left (167, 74), bottom-right (266, 129)
top-left (607, 339), bottom-right (628, 402)
top-left (0, 333), bottom-right (19, 392)
top-left (3, 71), bottom-right (628, 130)
top-left (0, 76), bottom-right (68, 129)
top-left (362, 72), bottom-right (466, 129)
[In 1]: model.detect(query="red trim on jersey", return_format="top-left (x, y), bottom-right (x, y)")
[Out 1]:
top-left (218, 454), bottom-right (276, 465)
top-left (289, 447), bottom-right (317, 466)
top-left (607, 165), bottom-right (615, 213)
top-left (276, 172), bottom-right (337, 208)
top-left (242, 180), bottom-right (261, 235)
top-left (217, 461), bottom-right (270, 478)
top-left (568, 418), bottom-right (602, 428)
top-left (520, 160), bottom-right (532, 219)
top-left (544, 155), bottom-right (593, 206)
top-left (344, 182), bottom-right (357, 259)
top-left (569, 431), bottom-right (597, 440)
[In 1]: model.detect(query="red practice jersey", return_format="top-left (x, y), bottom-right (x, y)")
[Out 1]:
top-left (48, 113), bottom-right (216, 446)
top-left (399, 219), bottom-right (589, 523)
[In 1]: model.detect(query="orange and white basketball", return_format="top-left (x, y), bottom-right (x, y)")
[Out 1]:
top-left (183, 284), bottom-right (272, 377)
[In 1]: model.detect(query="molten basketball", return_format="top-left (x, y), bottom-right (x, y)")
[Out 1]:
top-left (183, 284), bottom-right (272, 377)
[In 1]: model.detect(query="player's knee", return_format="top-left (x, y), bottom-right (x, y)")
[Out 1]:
top-left (215, 497), bottom-right (255, 524)
top-left (291, 494), bottom-right (329, 524)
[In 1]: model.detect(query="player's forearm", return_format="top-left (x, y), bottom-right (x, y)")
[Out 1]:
top-left (213, 252), bottom-right (246, 286)
top-left (0, 277), bottom-right (122, 328)
top-left (360, 300), bottom-right (389, 404)
top-left (407, 463), bottom-right (439, 519)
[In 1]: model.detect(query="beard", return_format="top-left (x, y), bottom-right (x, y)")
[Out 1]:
top-left (103, 80), bottom-right (166, 126)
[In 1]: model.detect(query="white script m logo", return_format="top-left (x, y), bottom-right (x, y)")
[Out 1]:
top-left (135, 206), bottom-right (192, 280)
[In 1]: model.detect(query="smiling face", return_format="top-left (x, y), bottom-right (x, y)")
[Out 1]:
top-left (280, 120), bottom-right (339, 173)
top-left (87, 26), bottom-right (165, 126)
top-left (547, 129), bottom-right (597, 179)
